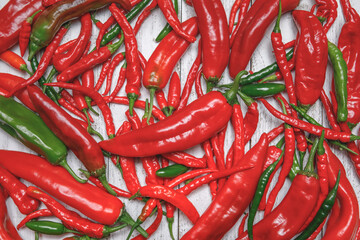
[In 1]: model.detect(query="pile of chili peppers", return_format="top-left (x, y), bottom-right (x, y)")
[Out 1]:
top-left (0, 0), bottom-right (359, 239)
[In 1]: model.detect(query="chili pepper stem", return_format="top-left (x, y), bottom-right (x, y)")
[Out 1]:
top-left (20, 64), bottom-right (33, 75)
top-left (168, 106), bottom-right (174, 116)
top-left (146, 88), bottom-right (156, 124)
top-left (59, 160), bottom-right (87, 183)
top-left (167, 217), bottom-right (175, 240)
top-left (85, 97), bottom-right (99, 116)
top-left (118, 210), bottom-right (149, 238)
top-left (43, 67), bottom-right (57, 92)
top-left (98, 174), bottom-right (117, 196)
top-left (103, 223), bottom-right (128, 235)
top-left (163, 106), bottom-right (171, 117)
top-left (128, 92), bottom-right (139, 117)
top-left (206, 79), bottom-right (217, 93)
top-left (238, 91), bottom-right (254, 106)
top-left (83, 110), bottom-right (104, 140)
top-left (224, 71), bottom-right (247, 105)
top-left (298, 151), bottom-right (305, 170)
top-left (126, 219), bottom-right (142, 240)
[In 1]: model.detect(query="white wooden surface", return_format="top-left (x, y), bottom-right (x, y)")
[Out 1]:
top-left (0, 0), bottom-right (360, 239)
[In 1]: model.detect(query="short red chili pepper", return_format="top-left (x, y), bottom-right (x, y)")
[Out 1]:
top-left (232, 104), bottom-right (245, 167)
top-left (240, 93), bottom-right (259, 144)
top-left (109, 4), bottom-right (142, 116)
top-left (0, 166), bottom-right (39, 215)
top-left (155, 90), bottom-right (170, 116)
top-left (0, 50), bottom-right (31, 74)
top-left (168, 72), bottom-right (181, 114)
top-left (267, 124), bottom-right (285, 143)
top-left (162, 152), bottom-right (206, 168)
top-left (181, 134), bottom-right (268, 240)
top-left (53, 13), bottom-right (92, 72)
top-left (7, 24), bottom-right (69, 97)
top-left (0, 188), bottom-right (22, 240)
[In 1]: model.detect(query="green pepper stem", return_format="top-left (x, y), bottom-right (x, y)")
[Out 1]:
top-left (304, 138), bottom-right (320, 173)
top-left (83, 110), bottom-right (104, 141)
top-left (85, 96), bottom-right (99, 115)
top-left (107, 34), bottom-right (125, 54)
top-left (317, 130), bottom-right (326, 155)
top-left (103, 223), bottom-right (127, 236)
top-left (147, 88), bottom-right (156, 124)
top-left (167, 217), bottom-right (175, 240)
top-left (224, 70), bottom-right (247, 105)
top-left (127, 92), bottom-right (139, 116)
top-left (275, 136), bottom-right (285, 148)
top-left (277, 97), bottom-right (291, 129)
top-left (273, 0), bottom-right (282, 33)
top-left (20, 64), bottom-right (33, 75)
top-left (59, 160), bottom-right (87, 183)
top-left (238, 91), bottom-right (254, 106)
top-left (118, 210), bottom-right (149, 239)
top-left (126, 219), bottom-right (142, 240)
top-left (98, 174), bottom-right (117, 196)
top-left (43, 67), bottom-right (58, 93)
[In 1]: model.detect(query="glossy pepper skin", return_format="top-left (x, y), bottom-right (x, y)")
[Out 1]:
top-left (228, 0), bottom-right (299, 78)
top-left (100, 91), bottom-right (233, 157)
top-left (181, 134), bottom-right (268, 240)
top-left (28, 0), bottom-right (131, 59)
top-left (0, 150), bottom-right (123, 226)
top-left (0, 189), bottom-right (22, 240)
top-left (0, 0), bottom-right (42, 54)
top-left (293, 10), bottom-right (328, 108)
top-left (192, 0), bottom-right (229, 84)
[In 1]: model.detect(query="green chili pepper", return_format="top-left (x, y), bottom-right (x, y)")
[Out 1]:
top-left (248, 151), bottom-right (284, 240)
top-left (290, 103), bottom-right (358, 155)
top-left (294, 170), bottom-right (340, 240)
top-left (156, 164), bottom-right (188, 178)
top-left (26, 221), bottom-right (80, 235)
top-left (328, 41), bottom-right (348, 123)
top-left (155, 0), bottom-right (179, 42)
top-left (239, 83), bottom-right (285, 98)
top-left (100, 0), bottom-right (152, 47)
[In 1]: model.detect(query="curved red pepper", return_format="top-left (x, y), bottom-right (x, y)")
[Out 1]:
top-left (293, 10), bottom-right (328, 107)
top-left (0, 189), bottom-right (22, 240)
top-left (100, 91), bottom-right (232, 157)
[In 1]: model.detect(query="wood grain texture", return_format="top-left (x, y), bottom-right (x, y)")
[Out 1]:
top-left (0, 0), bottom-right (359, 239)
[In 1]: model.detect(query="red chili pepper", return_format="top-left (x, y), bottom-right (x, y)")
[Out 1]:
top-left (211, 135), bottom-right (226, 190)
top-left (229, 0), bottom-right (300, 78)
top-left (260, 98), bottom-right (360, 142)
top-left (133, 0), bottom-right (158, 35)
top-left (202, 139), bottom-right (217, 198)
top-left (320, 90), bottom-right (341, 131)
top-left (242, 98), bottom-right (259, 144)
top-left (0, 150), bottom-right (123, 225)
top-left (55, 39), bottom-right (77, 55)
top-left (321, 142), bottom-right (359, 239)
top-left (0, 188), bottom-right (22, 240)
top-left (17, 209), bottom-right (52, 229)
top-left (155, 90), bottom-right (169, 116)
top-left (0, 50), bottom-right (31, 74)
top-left (7, 24), bottom-right (69, 97)
top-left (168, 72), bottom-right (181, 114)
top-left (108, 62), bottom-right (127, 102)
top-left (42, 0), bottom-right (63, 7)
top-left (192, 0), bottom-right (229, 86)
top-left (0, 166), bottom-right (39, 215)
top-left (0, 0), bottom-right (42, 54)
top-left (229, 0), bottom-right (251, 46)
top-left (238, 213), bottom-right (249, 236)
top-left (94, 57), bottom-right (112, 92)
top-left (267, 124), bottom-right (285, 143)
top-left (293, 10), bottom-right (328, 109)
top-left (96, 16), bottom-right (116, 50)
top-left (105, 52), bottom-right (125, 96)
top-left (143, 17), bottom-right (198, 121)
top-left (27, 85), bottom-right (115, 196)
top-left (315, 0), bottom-right (338, 32)
top-left (53, 13), bottom-right (92, 72)
top-left (109, 4), bottom-right (142, 116)
top-left (181, 134), bottom-right (268, 239)
top-left (232, 104), bottom-right (245, 167)
top-left (100, 91), bottom-right (232, 157)
top-left (87, 175), bottom-right (132, 199)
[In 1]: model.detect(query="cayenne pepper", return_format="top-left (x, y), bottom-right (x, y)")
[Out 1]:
top-left (0, 51), bottom-right (31, 74)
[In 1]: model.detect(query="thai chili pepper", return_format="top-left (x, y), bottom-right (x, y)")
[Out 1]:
top-left (131, 185), bottom-right (199, 224)
top-left (19, 9), bottom-right (42, 57)
top-left (55, 39), bottom-right (77, 55)
top-left (229, 0), bottom-right (299, 78)
top-left (248, 151), bottom-right (284, 240)
top-left (211, 135), bottom-right (226, 190)
top-left (321, 142), bottom-right (359, 239)
top-left (260, 98), bottom-right (360, 142)
top-left (96, 16), bottom-right (116, 50)
top-left (328, 40), bottom-right (348, 122)
top-left (232, 104), bottom-right (245, 167)
top-left (157, 0), bottom-right (195, 43)
top-left (7, 24), bottom-right (69, 97)
top-left (26, 221), bottom-right (80, 235)
top-left (46, 82), bottom-right (115, 137)
top-left (292, 10), bottom-right (328, 109)
top-left (229, 0), bottom-right (251, 45)
top-left (192, 0), bottom-right (229, 88)
top-left (155, 90), bottom-right (170, 116)
top-left (155, 0), bottom-right (177, 42)
top-left (58, 98), bottom-right (89, 123)
top-left (28, 0), bottom-right (131, 59)
top-left (105, 52), bottom-right (125, 96)
top-left (267, 124), bottom-right (285, 143)
top-left (26, 186), bottom-right (148, 238)
top-left (290, 103), bottom-right (358, 154)
top-left (178, 41), bottom-right (201, 111)
top-left (0, 73), bottom-right (36, 111)
top-left (0, 51), bottom-right (31, 74)
top-left (109, 4), bottom-right (142, 116)
top-left (180, 134), bottom-right (268, 240)
top-left (143, 17), bottom-right (198, 122)
top-left (0, 0), bottom-right (42, 54)
top-left (264, 99), bottom-right (295, 215)
top-left (94, 57), bottom-right (112, 92)
top-left (53, 13), bottom-right (92, 72)
top-left (100, 0), bottom-right (152, 47)
top-left (239, 91), bottom-right (259, 144)
top-left (0, 188), bottom-right (22, 240)
top-left (0, 150), bottom-right (123, 225)
top-left (108, 62), bottom-right (127, 102)
top-left (320, 90), bottom-right (341, 131)
top-left (17, 209), bottom-right (53, 229)
top-left (239, 83), bottom-right (285, 98)
top-left (27, 85), bottom-right (115, 194)
top-left (134, 0), bottom-right (158, 35)
top-left (229, 0), bottom-right (247, 33)
top-left (0, 166), bottom-right (39, 215)
top-left (167, 72), bottom-right (181, 115)
top-left (156, 164), bottom-right (188, 178)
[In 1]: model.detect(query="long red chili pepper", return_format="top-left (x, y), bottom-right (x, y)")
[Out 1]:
top-left (320, 90), bottom-right (341, 131)
top-left (316, 0), bottom-right (338, 32)
top-left (96, 16), bottom-right (115, 50)
top-left (108, 62), bottom-right (127, 102)
top-left (229, 0), bottom-right (300, 78)
top-left (0, 166), bottom-right (39, 215)
top-left (55, 39), bottom-right (77, 55)
top-left (0, 50), bottom-right (31, 74)
top-left (293, 10), bottom-right (328, 109)
top-left (192, 0), bottom-right (229, 88)
top-left (109, 4), bottom-right (142, 116)
top-left (229, 0), bottom-right (251, 46)
top-left (7, 24), bottom-right (69, 97)
top-left (53, 13), bottom-right (92, 72)
top-left (211, 135), bottom-right (226, 190)
top-left (17, 209), bottom-right (53, 229)
top-left (94, 57), bottom-right (112, 92)
top-left (0, 188), bottom-right (22, 240)
top-left (0, 150), bottom-right (123, 225)
top-left (181, 133), bottom-right (268, 239)
top-left (260, 98), bottom-right (360, 142)
top-left (133, 0), bottom-right (158, 35)
top-left (105, 52), bottom-right (125, 96)
top-left (232, 104), bottom-right (245, 167)
top-left (143, 17), bottom-right (198, 122)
